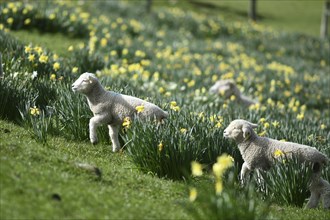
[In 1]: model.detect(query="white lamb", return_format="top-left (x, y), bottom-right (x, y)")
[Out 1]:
top-left (223, 119), bottom-right (330, 209)
top-left (209, 79), bottom-right (257, 106)
top-left (72, 72), bottom-right (168, 152)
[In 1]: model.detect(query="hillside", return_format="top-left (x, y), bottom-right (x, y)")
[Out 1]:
top-left (0, 1), bottom-right (329, 219)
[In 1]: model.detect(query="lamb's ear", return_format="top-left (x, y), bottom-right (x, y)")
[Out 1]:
top-left (88, 75), bottom-right (93, 84)
top-left (242, 125), bottom-right (252, 139)
top-left (228, 81), bottom-right (235, 89)
top-left (248, 122), bottom-right (258, 129)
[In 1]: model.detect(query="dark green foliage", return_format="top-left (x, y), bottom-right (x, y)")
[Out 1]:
top-left (257, 156), bottom-right (314, 207)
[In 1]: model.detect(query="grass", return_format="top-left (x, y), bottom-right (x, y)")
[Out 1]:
top-left (1, 120), bottom-right (329, 219)
top-left (150, 0), bottom-right (328, 37)
top-left (1, 1), bottom-right (330, 219)
top-left (0, 120), bottom-right (189, 219)
top-left (9, 29), bottom-right (83, 58)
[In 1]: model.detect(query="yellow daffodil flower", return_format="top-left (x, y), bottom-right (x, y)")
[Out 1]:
top-left (135, 105), bottom-right (144, 113)
top-left (191, 161), bottom-right (203, 177)
top-left (53, 62), bottom-right (60, 71)
top-left (215, 180), bottom-right (223, 194)
top-left (72, 67), bottom-right (78, 74)
top-left (50, 74), bottom-right (56, 80)
top-left (30, 106), bottom-right (40, 116)
top-left (39, 54), bottom-right (48, 63)
top-left (122, 117), bottom-right (131, 129)
top-left (189, 188), bottom-right (197, 202)
top-left (158, 141), bottom-right (164, 152)
top-left (274, 149), bottom-right (285, 158)
top-left (28, 54), bottom-right (35, 62)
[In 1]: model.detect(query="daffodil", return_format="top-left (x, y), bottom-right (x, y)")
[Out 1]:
top-left (30, 106), bottom-right (40, 116)
top-left (28, 54), bottom-right (35, 62)
top-left (187, 80), bottom-right (195, 87)
top-left (122, 117), bottom-right (131, 129)
top-left (100, 38), bottom-right (107, 47)
top-left (158, 141), bottom-right (164, 152)
top-left (24, 45), bottom-right (32, 53)
top-left (7, 17), bottom-right (14, 25)
top-left (272, 121), bottom-right (280, 128)
top-left (53, 54), bottom-right (59, 60)
top-left (263, 122), bottom-right (270, 129)
top-left (274, 149), bottom-right (284, 158)
top-left (110, 50), bottom-right (117, 56)
top-left (68, 45), bottom-right (74, 51)
top-left (53, 62), bottom-right (60, 71)
top-left (217, 154), bottom-right (234, 169)
top-left (180, 128), bottom-right (187, 134)
top-left (50, 74), bottom-right (56, 80)
top-left (212, 162), bottom-right (225, 179)
top-left (72, 67), bottom-right (78, 74)
top-left (191, 161), bottom-right (203, 177)
top-left (24, 18), bottom-right (31, 25)
top-left (170, 101), bottom-right (180, 112)
top-left (49, 13), bottom-right (56, 20)
top-left (39, 54), bottom-right (48, 63)
top-left (34, 46), bottom-right (43, 54)
top-left (158, 87), bottom-right (165, 94)
top-left (189, 188), bottom-right (197, 202)
top-left (215, 180), bottom-right (223, 194)
top-left (135, 105), bottom-right (144, 113)
top-left (215, 122), bottom-right (222, 128)
top-left (297, 113), bottom-right (304, 120)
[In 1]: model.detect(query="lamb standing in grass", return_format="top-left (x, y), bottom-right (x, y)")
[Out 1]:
top-left (72, 72), bottom-right (168, 152)
top-left (223, 119), bottom-right (330, 209)
top-left (209, 80), bottom-right (257, 106)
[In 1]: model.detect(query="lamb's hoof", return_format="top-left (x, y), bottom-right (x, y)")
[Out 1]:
top-left (91, 139), bottom-right (98, 145)
top-left (112, 147), bottom-right (120, 153)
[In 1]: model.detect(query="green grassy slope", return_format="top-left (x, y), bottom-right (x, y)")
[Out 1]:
top-left (9, 29), bottom-right (83, 57)
top-left (1, 120), bottom-right (329, 219)
top-left (1, 0), bottom-right (329, 219)
top-left (0, 120), bottom-right (188, 219)
top-left (150, 0), bottom-right (327, 37)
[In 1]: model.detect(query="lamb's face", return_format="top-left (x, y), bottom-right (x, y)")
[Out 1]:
top-left (224, 119), bottom-right (258, 142)
top-left (72, 73), bottom-right (97, 94)
top-left (209, 80), bottom-right (236, 98)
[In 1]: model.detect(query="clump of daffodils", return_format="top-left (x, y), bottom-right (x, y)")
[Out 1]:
top-left (189, 154), bottom-right (234, 201)
top-left (212, 154), bottom-right (234, 194)
top-left (170, 101), bottom-right (180, 112)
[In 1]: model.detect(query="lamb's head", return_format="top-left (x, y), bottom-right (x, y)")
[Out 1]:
top-left (72, 72), bottom-right (99, 94)
top-left (209, 79), bottom-right (240, 98)
top-left (223, 119), bottom-right (258, 143)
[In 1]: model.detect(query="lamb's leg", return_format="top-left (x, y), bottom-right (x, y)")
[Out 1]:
top-left (306, 191), bottom-right (321, 209)
top-left (108, 124), bottom-right (120, 152)
top-left (323, 190), bottom-right (330, 209)
top-left (321, 179), bottom-right (330, 209)
top-left (240, 162), bottom-right (251, 185)
top-left (89, 115), bottom-right (107, 144)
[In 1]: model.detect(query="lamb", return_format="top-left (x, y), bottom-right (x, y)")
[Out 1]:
top-left (209, 80), bottom-right (257, 106)
top-left (72, 72), bottom-right (168, 152)
top-left (223, 119), bottom-right (330, 209)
